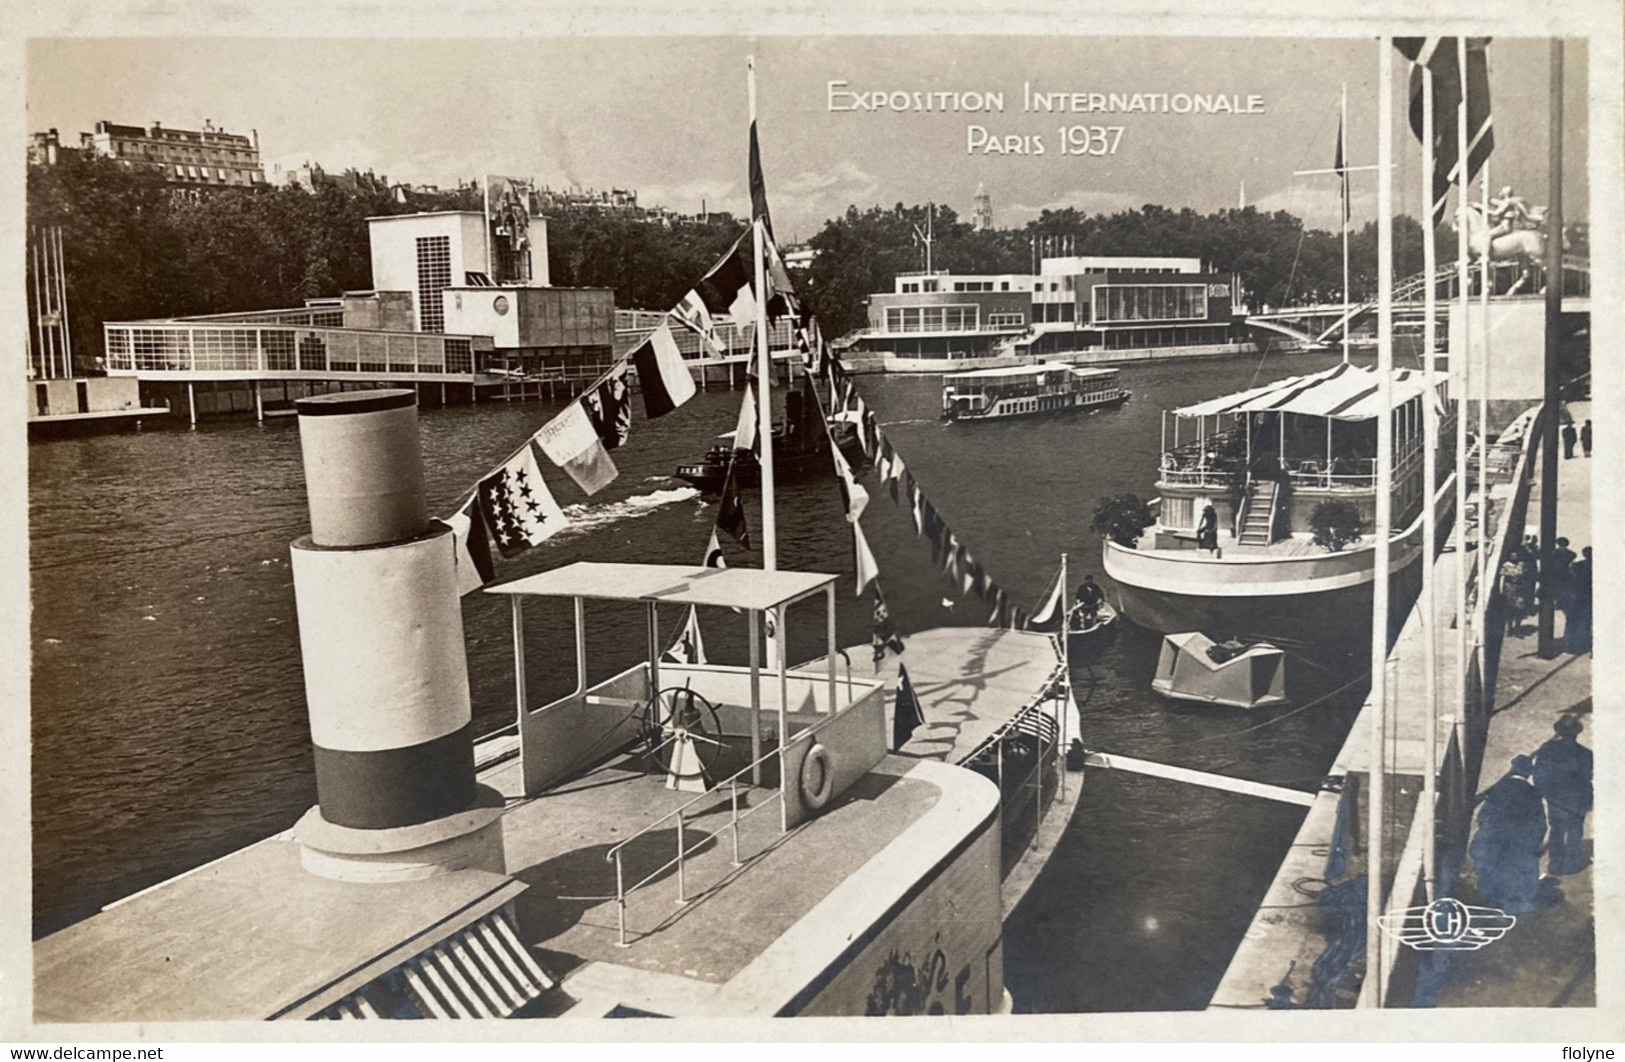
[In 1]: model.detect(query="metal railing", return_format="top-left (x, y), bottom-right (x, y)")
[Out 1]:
top-left (103, 322), bottom-right (492, 377)
top-left (602, 741), bottom-right (790, 948)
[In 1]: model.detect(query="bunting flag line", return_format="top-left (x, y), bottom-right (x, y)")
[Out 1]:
top-left (662, 604), bottom-right (708, 666)
top-left (717, 457), bottom-right (751, 549)
top-left (1026, 561), bottom-right (1067, 633)
top-left (439, 498), bottom-right (496, 596)
top-left (892, 663), bottom-right (925, 751)
top-left (476, 442), bottom-right (569, 558)
top-left (583, 364), bottom-right (633, 450)
top-left (703, 527), bottom-right (726, 569)
top-left (631, 319), bottom-right (698, 419)
top-left (533, 399), bottom-right (618, 496)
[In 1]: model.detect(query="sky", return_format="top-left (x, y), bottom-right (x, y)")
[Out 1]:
top-left (24, 32), bottom-right (1593, 244)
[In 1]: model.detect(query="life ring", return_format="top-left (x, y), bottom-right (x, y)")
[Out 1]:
top-left (800, 744), bottom-right (836, 811)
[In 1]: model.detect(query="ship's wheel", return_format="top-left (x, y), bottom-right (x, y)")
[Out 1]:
top-left (639, 683), bottom-right (724, 787)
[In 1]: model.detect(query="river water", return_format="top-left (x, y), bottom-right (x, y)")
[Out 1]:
top-left (28, 350), bottom-right (1372, 1011)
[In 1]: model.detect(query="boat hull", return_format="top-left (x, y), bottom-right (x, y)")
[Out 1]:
top-left (945, 391), bottom-right (1129, 423)
top-left (1103, 526), bottom-right (1427, 648)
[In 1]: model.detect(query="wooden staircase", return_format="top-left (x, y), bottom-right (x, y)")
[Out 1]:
top-left (1237, 479), bottom-right (1278, 546)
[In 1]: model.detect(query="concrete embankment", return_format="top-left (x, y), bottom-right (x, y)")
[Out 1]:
top-left (1210, 401), bottom-right (1596, 1012)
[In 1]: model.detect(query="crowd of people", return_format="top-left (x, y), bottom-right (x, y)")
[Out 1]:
top-left (1496, 532), bottom-right (1592, 653)
top-left (1469, 716), bottom-right (1593, 913)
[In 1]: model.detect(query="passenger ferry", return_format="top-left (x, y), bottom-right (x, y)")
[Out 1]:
top-left (1103, 361), bottom-right (1453, 645)
top-left (33, 390), bottom-right (1066, 1023)
top-left (942, 364), bottom-right (1127, 421)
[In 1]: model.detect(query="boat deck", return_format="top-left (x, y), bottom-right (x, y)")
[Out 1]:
top-left (1139, 529), bottom-right (1330, 559)
top-left (798, 626), bottom-right (1062, 763)
top-left (483, 752), bottom-right (938, 1002)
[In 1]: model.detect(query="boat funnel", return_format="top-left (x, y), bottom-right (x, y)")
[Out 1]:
top-left (287, 389), bottom-right (505, 882)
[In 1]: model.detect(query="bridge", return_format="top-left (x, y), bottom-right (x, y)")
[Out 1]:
top-left (1246, 256), bottom-right (1591, 348)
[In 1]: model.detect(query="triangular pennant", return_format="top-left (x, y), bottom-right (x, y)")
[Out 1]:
top-left (703, 527), bottom-right (726, 569)
top-left (892, 664), bottom-right (926, 751)
top-left (662, 604), bottom-right (707, 665)
top-left (717, 457), bottom-right (751, 549)
top-left (1026, 562), bottom-right (1067, 633)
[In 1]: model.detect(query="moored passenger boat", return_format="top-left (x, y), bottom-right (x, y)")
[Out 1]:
top-left (1103, 362), bottom-right (1453, 645)
top-left (942, 364), bottom-right (1127, 421)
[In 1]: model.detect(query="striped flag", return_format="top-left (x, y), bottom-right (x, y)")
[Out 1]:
top-left (1395, 37), bottom-right (1495, 226)
top-left (630, 320), bottom-right (697, 418)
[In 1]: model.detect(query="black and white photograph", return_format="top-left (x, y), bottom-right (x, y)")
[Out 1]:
top-left (2, 0), bottom-right (1620, 1045)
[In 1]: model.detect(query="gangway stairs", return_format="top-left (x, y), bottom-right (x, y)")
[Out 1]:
top-left (1237, 480), bottom-right (1277, 547)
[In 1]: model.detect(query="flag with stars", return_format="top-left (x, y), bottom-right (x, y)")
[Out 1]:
top-left (476, 442), bottom-right (569, 558)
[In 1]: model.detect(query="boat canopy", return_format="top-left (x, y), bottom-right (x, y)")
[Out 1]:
top-left (945, 363), bottom-right (1117, 383)
top-left (487, 561), bottom-right (836, 612)
top-left (1170, 362), bottom-right (1440, 422)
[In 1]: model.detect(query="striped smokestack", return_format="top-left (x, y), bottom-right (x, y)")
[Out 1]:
top-left (288, 389), bottom-right (503, 881)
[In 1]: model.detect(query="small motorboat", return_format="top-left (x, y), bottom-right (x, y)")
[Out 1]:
top-left (1150, 631), bottom-right (1287, 710)
top-left (1067, 599), bottom-right (1117, 639)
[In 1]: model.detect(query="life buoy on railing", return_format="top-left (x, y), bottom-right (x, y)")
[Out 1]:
top-left (800, 743), bottom-right (836, 811)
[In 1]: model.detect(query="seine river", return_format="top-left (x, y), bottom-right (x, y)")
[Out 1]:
top-left (28, 350), bottom-right (1371, 1011)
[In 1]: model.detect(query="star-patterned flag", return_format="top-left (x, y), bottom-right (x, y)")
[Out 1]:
top-left (476, 442), bottom-right (569, 558)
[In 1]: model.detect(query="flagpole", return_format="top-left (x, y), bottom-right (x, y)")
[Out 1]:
top-left (1419, 63), bottom-right (1439, 900)
top-left (1476, 154), bottom-right (1491, 685)
top-left (1537, 40), bottom-right (1563, 658)
top-left (748, 55), bottom-right (777, 571)
top-left (1342, 82), bottom-right (1351, 365)
top-left (1059, 552), bottom-right (1070, 801)
top-left (1362, 37), bottom-right (1395, 1010)
top-left (1452, 40), bottom-right (1472, 784)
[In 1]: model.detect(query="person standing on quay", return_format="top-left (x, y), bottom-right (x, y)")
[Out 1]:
top-left (1469, 755), bottom-right (1547, 913)
top-left (1564, 546), bottom-right (1592, 654)
top-left (1580, 419), bottom-right (1592, 458)
top-left (1561, 420), bottom-right (1578, 459)
top-left (1533, 717), bottom-right (1593, 875)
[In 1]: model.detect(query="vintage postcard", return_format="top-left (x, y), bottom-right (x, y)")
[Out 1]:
top-left (2, 0), bottom-right (1620, 1047)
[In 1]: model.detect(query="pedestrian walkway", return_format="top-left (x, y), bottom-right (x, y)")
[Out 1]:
top-left (1432, 400), bottom-right (1594, 1007)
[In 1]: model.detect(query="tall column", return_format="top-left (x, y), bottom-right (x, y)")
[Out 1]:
top-left (289, 388), bottom-right (505, 882)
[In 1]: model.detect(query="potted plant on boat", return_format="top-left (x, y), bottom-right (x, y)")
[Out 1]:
top-left (1092, 493), bottom-right (1156, 549)
top-left (1309, 500), bottom-right (1365, 552)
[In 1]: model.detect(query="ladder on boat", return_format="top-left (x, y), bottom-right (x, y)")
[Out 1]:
top-left (1237, 479), bottom-right (1277, 547)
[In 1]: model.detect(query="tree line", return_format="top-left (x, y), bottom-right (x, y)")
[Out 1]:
top-left (31, 152), bottom-right (1475, 367)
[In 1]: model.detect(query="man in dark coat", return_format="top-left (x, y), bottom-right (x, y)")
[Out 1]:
top-left (1580, 419), bottom-right (1592, 458)
top-left (1561, 420), bottom-right (1578, 459)
top-left (1533, 717), bottom-right (1593, 874)
top-left (1469, 755), bottom-right (1547, 912)
top-left (1075, 574), bottom-right (1105, 628)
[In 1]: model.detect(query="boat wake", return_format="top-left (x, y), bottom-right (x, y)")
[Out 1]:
top-left (558, 486), bottom-right (701, 537)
